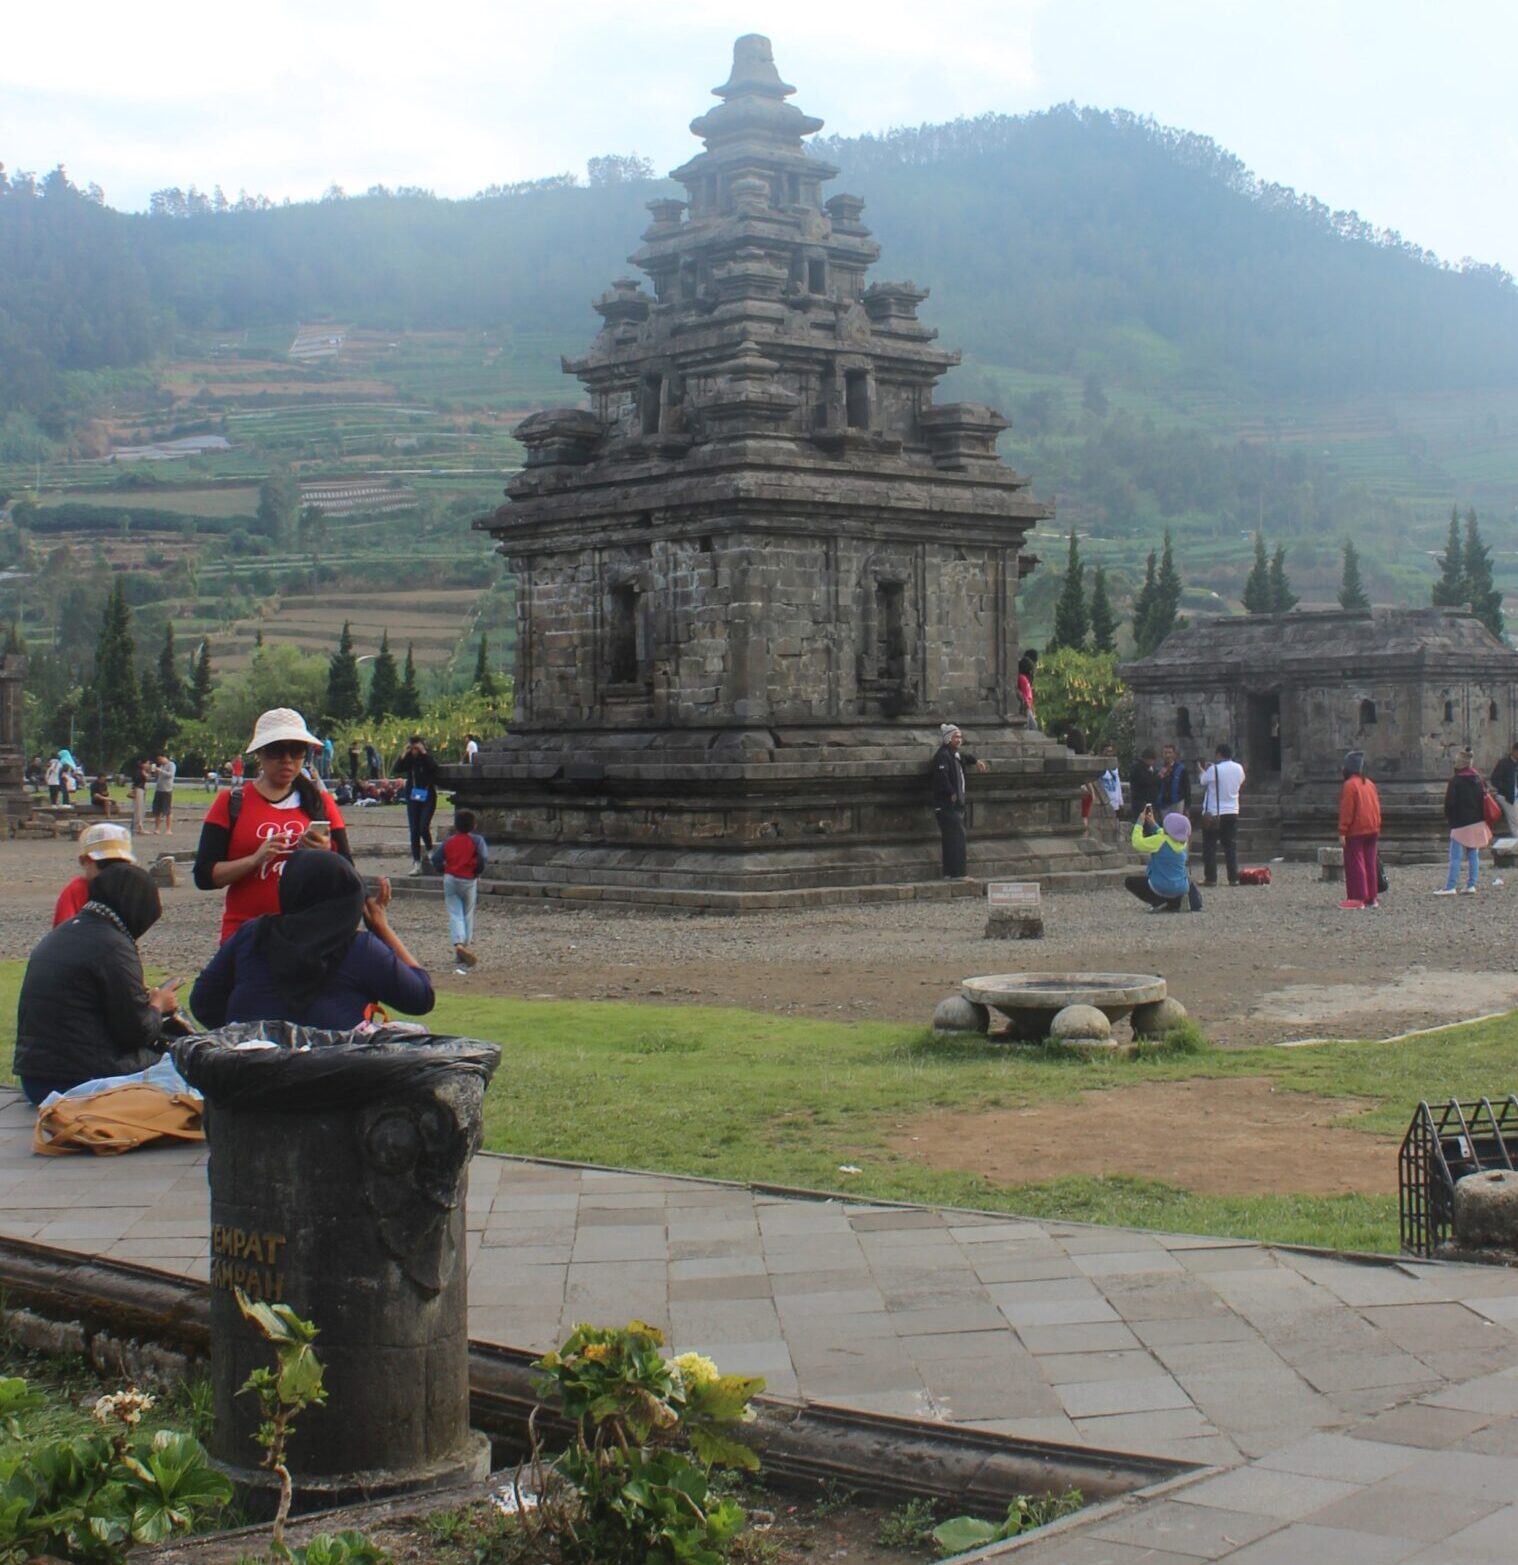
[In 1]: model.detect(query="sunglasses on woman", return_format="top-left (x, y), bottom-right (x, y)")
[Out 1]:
top-left (260, 742), bottom-right (310, 761)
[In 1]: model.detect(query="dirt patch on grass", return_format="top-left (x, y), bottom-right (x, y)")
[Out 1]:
top-left (889, 1077), bottom-right (1401, 1196)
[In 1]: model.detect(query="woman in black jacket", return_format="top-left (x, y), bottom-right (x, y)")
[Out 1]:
top-left (394, 734), bottom-right (440, 875)
top-left (14, 864), bottom-right (184, 1105)
top-left (1439, 747), bottom-right (1492, 895)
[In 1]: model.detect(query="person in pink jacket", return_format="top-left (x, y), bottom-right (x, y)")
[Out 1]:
top-left (1337, 749), bottom-right (1382, 909)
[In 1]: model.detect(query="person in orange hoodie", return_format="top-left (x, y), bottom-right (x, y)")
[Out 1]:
top-left (1338, 749), bottom-right (1382, 909)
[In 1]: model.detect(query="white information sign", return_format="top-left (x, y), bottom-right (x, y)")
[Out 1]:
top-left (986, 881), bottom-right (1041, 909)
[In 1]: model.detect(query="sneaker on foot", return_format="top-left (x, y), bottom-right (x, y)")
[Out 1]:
top-left (1433, 888), bottom-right (1458, 896)
top-left (454, 966), bottom-right (469, 976)
top-left (1338, 899), bottom-right (1365, 910)
top-left (407, 861), bottom-right (423, 876)
top-left (1461, 886), bottom-right (1478, 894)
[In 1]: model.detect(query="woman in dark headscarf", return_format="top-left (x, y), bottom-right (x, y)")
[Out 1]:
top-left (15, 863), bottom-right (184, 1104)
top-left (190, 850), bottom-right (433, 1030)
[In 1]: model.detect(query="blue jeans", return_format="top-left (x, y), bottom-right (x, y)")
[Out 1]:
top-left (1445, 838), bottom-right (1480, 891)
top-left (444, 874), bottom-right (477, 948)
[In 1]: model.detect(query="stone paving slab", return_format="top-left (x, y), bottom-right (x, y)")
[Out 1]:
top-left (6, 1088), bottom-right (1518, 1559)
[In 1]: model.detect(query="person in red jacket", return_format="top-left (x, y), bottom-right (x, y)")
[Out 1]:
top-left (430, 809), bottom-right (489, 972)
top-left (1337, 750), bottom-right (1382, 910)
top-left (53, 823), bottom-right (138, 926)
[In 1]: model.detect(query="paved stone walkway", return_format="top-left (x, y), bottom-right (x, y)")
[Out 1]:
top-left (6, 1090), bottom-right (1518, 1561)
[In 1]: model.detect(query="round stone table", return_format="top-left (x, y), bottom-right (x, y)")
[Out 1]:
top-left (961, 972), bottom-right (1167, 1042)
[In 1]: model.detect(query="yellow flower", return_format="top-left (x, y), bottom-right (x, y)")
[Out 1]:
top-left (580, 1343), bottom-right (613, 1363)
top-left (672, 1352), bottom-right (719, 1388)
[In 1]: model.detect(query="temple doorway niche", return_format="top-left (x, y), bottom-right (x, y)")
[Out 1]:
top-left (1247, 691), bottom-right (1282, 774)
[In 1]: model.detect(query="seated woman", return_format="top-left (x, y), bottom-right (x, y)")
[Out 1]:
top-left (1126, 805), bottom-right (1200, 913)
top-left (88, 771), bottom-right (118, 816)
top-left (15, 863), bottom-right (184, 1106)
top-left (190, 850), bottom-right (434, 1030)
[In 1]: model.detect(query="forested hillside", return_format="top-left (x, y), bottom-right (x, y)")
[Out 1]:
top-left (3, 104), bottom-right (1517, 615)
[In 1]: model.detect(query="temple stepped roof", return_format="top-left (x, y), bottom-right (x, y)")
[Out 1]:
top-left (1125, 608), bottom-right (1518, 675)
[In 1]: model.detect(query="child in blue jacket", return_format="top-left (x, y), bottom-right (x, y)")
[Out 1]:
top-left (1127, 806), bottom-right (1200, 912)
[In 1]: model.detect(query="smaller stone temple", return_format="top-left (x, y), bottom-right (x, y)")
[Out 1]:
top-left (1123, 608), bottom-right (1518, 857)
top-left (452, 35), bottom-right (1115, 905)
top-left (0, 654), bottom-right (28, 829)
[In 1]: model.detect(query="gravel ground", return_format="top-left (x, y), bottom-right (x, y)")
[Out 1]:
top-left (3, 801), bottom-right (1513, 1047)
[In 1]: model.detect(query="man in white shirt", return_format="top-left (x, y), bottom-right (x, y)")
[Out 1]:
top-left (1198, 743), bottom-right (1246, 886)
top-left (1097, 744), bottom-right (1124, 816)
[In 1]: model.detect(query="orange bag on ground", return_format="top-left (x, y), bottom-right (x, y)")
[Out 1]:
top-left (32, 1083), bottom-right (205, 1156)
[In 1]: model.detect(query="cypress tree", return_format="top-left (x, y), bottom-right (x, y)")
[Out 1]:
top-left (473, 635), bottom-right (498, 697)
top-left (1432, 507), bottom-right (1466, 607)
top-left (1241, 532), bottom-right (1272, 613)
top-left (367, 631), bottom-right (400, 719)
top-left (395, 643), bottom-right (422, 719)
top-left (1338, 540), bottom-right (1370, 612)
top-left (1464, 508), bottom-right (1504, 638)
top-left (189, 639), bottom-right (214, 718)
top-left (1137, 531), bottom-right (1183, 654)
top-left (88, 579), bottom-right (140, 766)
top-left (1049, 532), bottom-right (1088, 652)
top-left (157, 621), bottom-right (187, 716)
top-left (1268, 545), bottom-right (1298, 613)
top-left (1131, 550), bottom-right (1157, 650)
top-left (326, 621), bottom-right (363, 721)
top-left (1089, 564), bottom-right (1117, 654)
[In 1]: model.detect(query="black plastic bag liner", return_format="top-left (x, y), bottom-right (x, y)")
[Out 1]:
top-left (171, 1022), bottom-right (500, 1112)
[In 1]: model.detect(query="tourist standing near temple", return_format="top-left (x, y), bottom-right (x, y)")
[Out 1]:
top-left (1097, 745), bottom-right (1125, 817)
top-left (1437, 748), bottom-right (1491, 895)
top-left (129, 757), bottom-right (150, 833)
top-left (1490, 740), bottom-right (1518, 838)
top-left (1016, 654), bottom-right (1038, 729)
top-left (1338, 750), bottom-right (1382, 909)
top-left (395, 734), bottom-right (441, 874)
top-left (1129, 748), bottom-right (1160, 819)
top-left (150, 752), bottom-right (177, 835)
top-left (930, 723), bottom-right (988, 879)
top-left (1156, 743), bottom-right (1190, 816)
top-left (1198, 744), bottom-right (1246, 887)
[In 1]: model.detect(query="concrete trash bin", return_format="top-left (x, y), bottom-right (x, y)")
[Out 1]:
top-left (173, 1023), bottom-right (501, 1511)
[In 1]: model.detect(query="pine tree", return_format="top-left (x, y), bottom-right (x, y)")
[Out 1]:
top-left (395, 643), bottom-right (422, 719)
top-left (367, 631), bottom-right (400, 719)
top-left (157, 621), bottom-right (187, 716)
top-left (1130, 550), bottom-right (1158, 651)
top-left (326, 621), bottom-right (363, 721)
top-left (87, 579), bottom-right (140, 766)
top-left (1463, 508), bottom-right (1504, 638)
top-left (1268, 545), bottom-right (1298, 613)
top-left (1338, 540), bottom-right (1370, 612)
top-left (473, 635), bottom-right (498, 697)
top-left (1432, 507), bottom-right (1466, 607)
top-left (1241, 532), bottom-right (1272, 614)
top-left (1048, 532), bottom-right (1088, 652)
top-left (189, 639), bottom-right (214, 718)
top-left (1136, 531), bottom-right (1183, 654)
top-left (1088, 564), bottom-right (1117, 654)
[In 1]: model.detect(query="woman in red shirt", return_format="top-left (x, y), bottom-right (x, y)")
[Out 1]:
top-left (193, 708), bottom-right (352, 944)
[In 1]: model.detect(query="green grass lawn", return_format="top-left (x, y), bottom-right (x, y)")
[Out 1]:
top-left (4, 960), bottom-right (1513, 1253)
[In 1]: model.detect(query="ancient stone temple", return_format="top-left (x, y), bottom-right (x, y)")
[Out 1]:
top-left (1123, 608), bottom-right (1518, 858)
top-left (455, 36), bottom-right (1109, 905)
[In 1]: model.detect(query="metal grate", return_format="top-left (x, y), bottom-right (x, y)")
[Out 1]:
top-left (1399, 1096), bottom-right (1518, 1257)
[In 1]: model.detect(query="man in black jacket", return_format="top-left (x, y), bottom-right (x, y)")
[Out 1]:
top-left (1129, 748), bottom-right (1160, 819)
top-left (930, 723), bottom-right (989, 879)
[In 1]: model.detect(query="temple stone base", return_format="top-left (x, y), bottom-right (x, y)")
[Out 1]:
top-left (445, 724), bottom-right (1125, 904)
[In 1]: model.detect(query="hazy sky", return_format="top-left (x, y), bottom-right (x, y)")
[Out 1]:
top-left (4, 0), bottom-right (1515, 268)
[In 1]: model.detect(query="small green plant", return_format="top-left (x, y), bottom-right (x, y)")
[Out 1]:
top-left (931, 1490), bottom-right (1083, 1557)
top-left (523, 1321), bottom-right (765, 1565)
top-left (172, 1372), bottom-right (216, 1443)
top-left (0, 1378), bottom-right (232, 1562)
top-left (285, 1530), bottom-right (391, 1564)
top-left (877, 1497), bottom-right (939, 1550)
top-left (812, 1477), bottom-right (858, 1518)
top-left (0, 1377), bottom-right (41, 1439)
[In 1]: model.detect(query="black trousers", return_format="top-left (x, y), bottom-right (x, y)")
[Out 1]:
top-left (1202, 816), bottom-right (1240, 885)
top-left (1125, 874), bottom-right (1181, 910)
top-left (936, 805), bottom-right (967, 878)
top-left (406, 793), bottom-right (438, 861)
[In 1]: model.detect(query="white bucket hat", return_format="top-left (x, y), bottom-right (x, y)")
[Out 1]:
top-left (247, 708), bottom-right (321, 753)
top-left (79, 823), bottom-right (136, 863)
